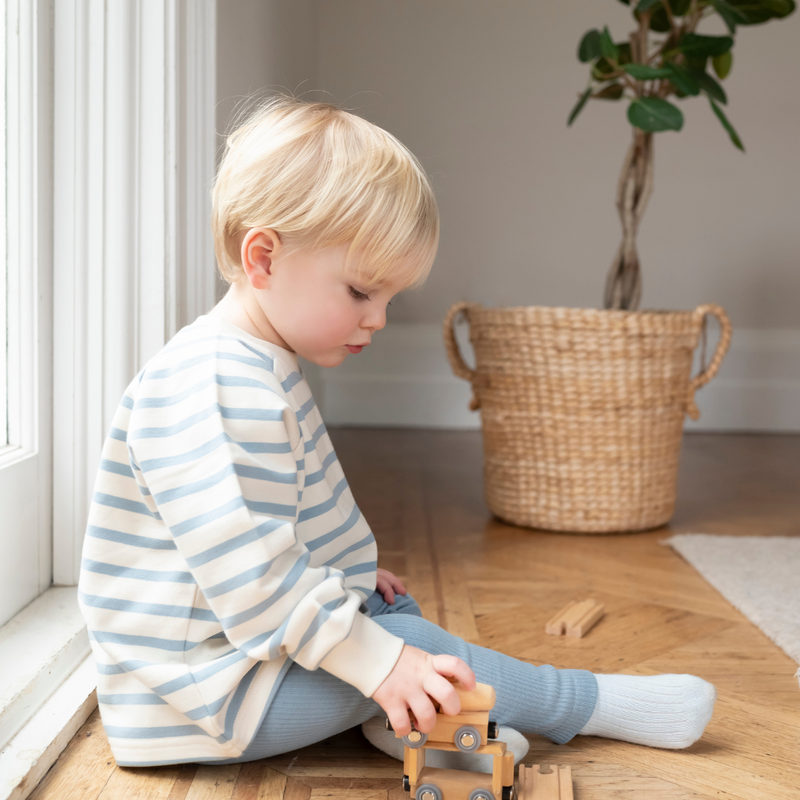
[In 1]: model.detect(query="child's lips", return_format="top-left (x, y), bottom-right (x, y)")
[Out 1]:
top-left (345, 344), bottom-right (365, 354)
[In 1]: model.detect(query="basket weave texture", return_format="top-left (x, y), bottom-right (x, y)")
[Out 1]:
top-left (444, 303), bottom-right (731, 533)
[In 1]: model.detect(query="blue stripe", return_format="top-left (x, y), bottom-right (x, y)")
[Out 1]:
top-left (109, 427), bottom-right (127, 442)
top-left (153, 461), bottom-right (296, 506)
top-left (243, 498), bottom-right (296, 517)
top-left (93, 492), bottom-right (161, 520)
top-left (98, 693), bottom-right (167, 705)
top-left (204, 558), bottom-right (278, 599)
top-left (185, 692), bottom-right (231, 721)
top-left (82, 558), bottom-right (193, 584)
top-left (220, 553), bottom-right (310, 629)
top-left (342, 561), bottom-right (377, 578)
top-left (288, 596), bottom-right (347, 660)
top-left (81, 591), bottom-right (217, 622)
top-left (185, 518), bottom-right (287, 568)
top-left (304, 422), bottom-right (327, 453)
top-left (281, 372), bottom-right (302, 392)
top-left (142, 351), bottom-right (272, 381)
top-left (121, 395), bottom-right (134, 410)
top-left (129, 403), bottom-right (286, 441)
top-left (90, 630), bottom-right (210, 652)
top-left (101, 459), bottom-right (135, 478)
top-left (86, 524), bottom-right (177, 551)
top-left (171, 496), bottom-right (246, 537)
top-left (305, 504), bottom-right (361, 552)
top-left (327, 532), bottom-right (375, 566)
top-left (304, 450), bottom-right (338, 487)
top-left (296, 396), bottom-right (315, 423)
top-left (134, 374), bottom-right (280, 410)
top-left (104, 724), bottom-right (210, 739)
top-left (298, 478), bottom-right (348, 523)
top-left (138, 432), bottom-right (292, 472)
top-left (221, 662), bottom-right (260, 741)
top-left (152, 649), bottom-right (247, 696)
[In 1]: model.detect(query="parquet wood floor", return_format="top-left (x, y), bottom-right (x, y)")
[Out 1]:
top-left (30, 432), bottom-right (800, 800)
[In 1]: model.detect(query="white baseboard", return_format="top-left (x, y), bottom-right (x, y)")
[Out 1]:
top-left (311, 322), bottom-right (800, 433)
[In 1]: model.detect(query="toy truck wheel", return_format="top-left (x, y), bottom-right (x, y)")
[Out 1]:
top-left (488, 720), bottom-right (499, 739)
top-left (454, 725), bottom-right (482, 752)
top-left (403, 775), bottom-right (410, 792)
top-left (403, 730), bottom-right (428, 748)
top-left (468, 790), bottom-right (494, 800)
top-left (501, 785), bottom-right (516, 800)
top-left (416, 783), bottom-right (442, 800)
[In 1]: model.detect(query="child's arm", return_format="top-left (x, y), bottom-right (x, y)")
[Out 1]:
top-left (126, 367), bottom-right (404, 699)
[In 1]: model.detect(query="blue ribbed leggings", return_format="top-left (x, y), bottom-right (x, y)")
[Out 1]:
top-left (222, 591), bottom-right (598, 763)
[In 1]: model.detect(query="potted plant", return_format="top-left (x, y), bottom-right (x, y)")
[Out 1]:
top-left (444, 0), bottom-right (793, 534)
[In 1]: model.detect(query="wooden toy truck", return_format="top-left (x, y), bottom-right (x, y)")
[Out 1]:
top-left (386, 680), bottom-right (516, 800)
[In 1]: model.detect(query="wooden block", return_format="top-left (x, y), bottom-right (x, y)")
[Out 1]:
top-left (518, 764), bottom-right (573, 800)
top-left (545, 599), bottom-right (605, 638)
top-left (403, 745), bottom-right (425, 785)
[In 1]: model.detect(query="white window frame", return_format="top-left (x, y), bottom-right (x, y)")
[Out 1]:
top-left (0, 0), bottom-right (54, 629)
top-left (0, 2), bottom-right (217, 797)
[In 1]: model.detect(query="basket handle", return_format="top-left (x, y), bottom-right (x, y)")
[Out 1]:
top-left (443, 301), bottom-right (480, 411)
top-left (686, 304), bottom-right (732, 420)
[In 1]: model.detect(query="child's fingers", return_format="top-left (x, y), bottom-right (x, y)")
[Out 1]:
top-left (423, 671), bottom-right (462, 716)
top-left (431, 653), bottom-right (476, 691)
top-left (376, 579), bottom-right (395, 604)
top-left (407, 691), bottom-right (438, 734)
top-left (383, 704), bottom-right (413, 737)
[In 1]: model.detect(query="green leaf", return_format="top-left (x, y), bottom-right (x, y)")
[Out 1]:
top-left (593, 83), bottom-right (626, 100)
top-left (636, 0), bottom-right (663, 10)
top-left (672, 0), bottom-right (693, 13)
top-left (617, 42), bottom-right (633, 65)
top-left (710, 99), bottom-right (745, 150)
top-left (710, 0), bottom-right (750, 32)
top-left (578, 29), bottom-right (603, 63)
top-left (618, 0), bottom-right (631, 5)
top-left (624, 63), bottom-right (673, 79)
top-left (600, 26), bottom-right (620, 60)
top-left (666, 63), bottom-right (701, 95)
top-left (690, 68), bottom-right (728, 103)
top-left (628, 97), bottom-right (684, 131)
top-left (650, 6), bottom-right (673, 31)
top-left (761, 0), bottom-right (796, 17)
top-left (713, 51), bottom-right (733, 79)
top-left (726, 0), bottom-right (795, 23)
top-left (592, 57), bottom-right (617, 81)
top-left (679, 33), bottom-right (734, 56)
top-left (568, 87), bottom-right (593, 126)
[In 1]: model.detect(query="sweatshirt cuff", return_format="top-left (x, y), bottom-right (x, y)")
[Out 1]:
top-left (318, 611), bottom-right (405, 697)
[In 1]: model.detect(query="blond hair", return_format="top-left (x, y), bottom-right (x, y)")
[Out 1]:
top-left (211, 93), bottom-right (440, 290)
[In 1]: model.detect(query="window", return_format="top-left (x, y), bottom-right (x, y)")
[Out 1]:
top-left (0, 0), bottom-right (53, 629)
top-left (1, 0), bottom-right (6, 450)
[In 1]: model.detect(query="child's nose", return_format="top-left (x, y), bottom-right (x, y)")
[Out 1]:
top-left (364, 305), bottom-right (387, 332)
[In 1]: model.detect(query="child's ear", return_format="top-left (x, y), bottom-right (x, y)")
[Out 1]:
top-left (241, 228), bottom-right (280, 290)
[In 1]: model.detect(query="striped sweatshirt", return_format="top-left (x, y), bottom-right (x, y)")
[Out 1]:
top-left (77, 314), bottom-right (405, 766)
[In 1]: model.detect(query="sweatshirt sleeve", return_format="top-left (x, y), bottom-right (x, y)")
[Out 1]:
top-left (126, 357), bottom-right (404, 698)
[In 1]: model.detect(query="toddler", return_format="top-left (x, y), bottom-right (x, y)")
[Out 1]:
top-left (78, 94), bottom-right (716, 768)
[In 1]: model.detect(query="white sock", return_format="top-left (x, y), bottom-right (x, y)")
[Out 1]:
top-left (578, 673), bottom-right (717, 749)
top-left (360, 716), bottom-right (529, 773)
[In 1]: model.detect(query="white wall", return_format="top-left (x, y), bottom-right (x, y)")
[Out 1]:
top-left (216, 0), bottom-right (800, 431)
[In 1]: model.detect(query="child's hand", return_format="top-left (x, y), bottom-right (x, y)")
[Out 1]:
top-left (371, 645), bottom-right (476, 736)
top-left (376, 568), bottom-right (407, 604)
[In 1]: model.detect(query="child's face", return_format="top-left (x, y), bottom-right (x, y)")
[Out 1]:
top-left (242, 229), bottom-right (406, 368)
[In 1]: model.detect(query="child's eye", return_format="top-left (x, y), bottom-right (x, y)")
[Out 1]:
top-left (349, 286), bottom-right (370, 301)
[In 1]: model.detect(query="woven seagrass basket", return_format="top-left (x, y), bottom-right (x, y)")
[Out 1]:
top-left (443, 302), bottom-right (732, 533)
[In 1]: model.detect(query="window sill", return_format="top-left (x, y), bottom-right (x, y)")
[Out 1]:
top-left (0, 587), bottom-right (97, 800)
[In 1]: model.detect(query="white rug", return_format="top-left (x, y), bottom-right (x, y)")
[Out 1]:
top-left (666, 534), bottom-right (800, 682)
